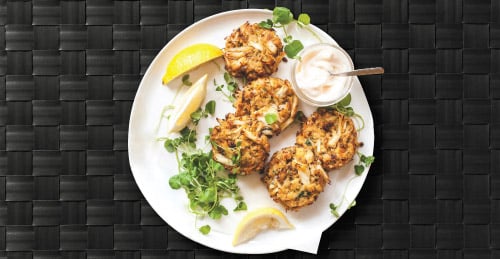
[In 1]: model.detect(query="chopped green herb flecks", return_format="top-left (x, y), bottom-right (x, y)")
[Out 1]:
top-left (294, 110), bottom-right (306, 123)
top-left (264, 113), bottom-right (278, 124)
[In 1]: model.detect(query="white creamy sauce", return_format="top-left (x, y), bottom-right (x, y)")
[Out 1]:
top-left (294, 44), bottom-right (352, 103)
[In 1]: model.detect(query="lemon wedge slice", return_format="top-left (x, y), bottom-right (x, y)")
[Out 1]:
top-left (162, 43), bottom-right (223, 85)
top-left (167, 74), bottom-right (208, 133)
top-left (232, 207), bottom-right (294, 246)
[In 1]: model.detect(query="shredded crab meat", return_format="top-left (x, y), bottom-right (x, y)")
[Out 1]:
top-left (263, 146), bottom-right (329, 211)
top-left (224, 22), bottom-right (285, 81)
top-left (234, 77), bottom-right (298, 137)
top-left (296, 108), bottom-right (360, 171)
top-left (210, 114), bottom-right (270, 175)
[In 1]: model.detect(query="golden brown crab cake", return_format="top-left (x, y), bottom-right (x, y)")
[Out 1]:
top-left (210, 113), bottom-right (270, 175)
top-left (224, 22), bottom-right (285, 81)
top-left (234, 77), bottom-right (298, 136)
top-left (296, 108), bottom-right (359, 171)
top-left (263, 146), bottom-right (329, 211)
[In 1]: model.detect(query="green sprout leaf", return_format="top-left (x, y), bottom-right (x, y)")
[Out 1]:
top-left (297, 13), bottom-right (311, 26)
top-left (338, 93), bottom-right (352, 107)
top-left (234, 201), bottom-right (247, 211)
top-left (168, 175), bottom-right (182, 189)
top-left (209, 205), bottom-right (228, 220)
top-left (361, 155), bottom-right (375, 166)
top-left (205, 100), bottom-right (216, 115)
top-left (284, 40), bottom-right (304, 59)
top-left (258, 19), bottom-right (273, 29)
top-left (354, 164), bottom-right (365, 176)
top-left (182, 74), bottom-right (192, 86)
top-left (190, 108), bottom-right (203, 121)
top-left (199, 225), bottom-right (211, 235)
top-left (272, 7), bottom-right (294, 25)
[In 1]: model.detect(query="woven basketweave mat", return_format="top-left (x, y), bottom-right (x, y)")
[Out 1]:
top-left (0, 0), bottom-right (499, 258)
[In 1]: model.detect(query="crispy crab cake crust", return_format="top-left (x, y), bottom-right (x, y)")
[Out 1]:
top-left (234, 77), bottom-right (298, 136)
top-left (210, 113), bottom-right (270, 175)
top-left (263, 146), bottom-right (329, 211)
top-left (224, 22), bottom-right (285, 81)
top-left (296, 108), bottom-right (359, 171)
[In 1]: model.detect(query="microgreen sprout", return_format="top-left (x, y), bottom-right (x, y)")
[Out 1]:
top-left (163, 127), bottom-right (197, 154)
top-left (190, 100), bottom-right (216, 125)
top-left (330, 93), bottom-right (365, 131)
top-left (215, 72), bottom-right (238, 103)
top-left (199, 225), bottom-right (211, 235)
top-left (168, 150), bottom-right (246, 222)
top-left (258, 7), bottom-right (309, 59)
top-left (329, 203), bottom-right (340, 218)
top-left (354, 153), bottom-right (375, 176)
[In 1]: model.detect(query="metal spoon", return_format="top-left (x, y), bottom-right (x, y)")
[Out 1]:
top-left (329, 67), bottom-right (384, 77)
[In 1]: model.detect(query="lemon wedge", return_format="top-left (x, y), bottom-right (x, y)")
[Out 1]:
top-left (167, 74), bottom-right (208, 133)
top-left (232, 207), bottom-right (294, 246)
top-left (162, 43), bottom-right (223, 85)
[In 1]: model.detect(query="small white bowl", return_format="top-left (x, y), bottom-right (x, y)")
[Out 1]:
top-left (291, 43), bottom-right (354, 107)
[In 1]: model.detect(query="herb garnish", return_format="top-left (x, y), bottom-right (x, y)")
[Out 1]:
top-left (199, 225), bottom-right (211, 235)
top-left (354, 153), bottom-right (375, 176)
top-left (182, 74), bottom-right (193, 86)
top-left (215, 72), bottom-right (238, 103)
top-left (330, 93), bottom-right (365, 131)
top-left (294, 110), bottom-right (306, 123)
top-left (329, 203), bottom-right (340, 218)
top-left (327, 93), bottom-right (375, 217)
top-left (329, 153), bottom-right (374, 217)
top-left (163, 127), bottom-right (197, 153)
top-left (190, 100), bottom-right (216, 125)
top-left (168, 150), bottom-right (246, 221)
top-left (259, 7), bottom-right (310, 59)
top-left (264, 113), bottom-right (278, 124)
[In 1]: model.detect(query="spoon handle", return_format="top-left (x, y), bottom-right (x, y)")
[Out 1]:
top-left (331, 67), bottom-right (385, 77)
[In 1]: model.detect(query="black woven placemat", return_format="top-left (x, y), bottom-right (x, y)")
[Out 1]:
top-left (0, 0), bottom-right (498, 258)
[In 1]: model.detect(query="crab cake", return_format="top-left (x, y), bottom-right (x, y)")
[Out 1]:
top-left (263, 146), bottom-right (329, 211)
top-left (210, 113), bottom-right (270, 175)
top-left (296, 108), bottom-right (359, 171)
top-left (224, 22), bottom-right (285, 81)
top-left (234, 77), bottom-right (298, 136)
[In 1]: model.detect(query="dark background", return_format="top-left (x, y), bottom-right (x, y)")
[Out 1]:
top-left (0, 0), bottom-right (499, 258)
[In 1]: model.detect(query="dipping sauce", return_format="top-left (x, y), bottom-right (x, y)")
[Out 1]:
top-left (292, 43), bottom-right (354, 106)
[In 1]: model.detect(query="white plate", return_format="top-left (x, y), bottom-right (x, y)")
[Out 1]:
top-left (128, 9), bottom-right (374, 254)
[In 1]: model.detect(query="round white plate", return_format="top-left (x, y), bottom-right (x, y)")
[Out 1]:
top-left (128, 9), bottom-right (374, 254)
